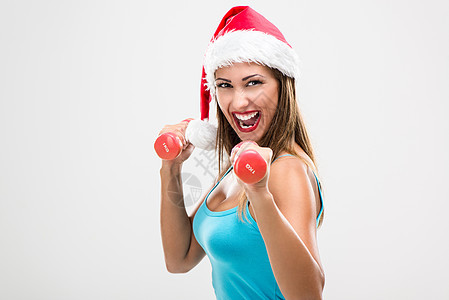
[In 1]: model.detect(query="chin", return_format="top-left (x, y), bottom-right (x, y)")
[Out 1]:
top-left (237, 131), bottom-right (263, 143)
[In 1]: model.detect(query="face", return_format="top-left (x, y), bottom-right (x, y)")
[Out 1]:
top-left (215, 62), bottom-right (279, 143)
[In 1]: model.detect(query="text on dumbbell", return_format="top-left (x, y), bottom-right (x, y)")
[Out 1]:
top-left (245, 163), bottom-right (255, 174)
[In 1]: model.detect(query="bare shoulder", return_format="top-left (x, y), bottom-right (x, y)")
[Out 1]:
top-left (268, 151), bottom-right (321, 227)
top-left (269, 153), bottom-right (311, 188)
top-left (270, 151), bottom-right (316, 183)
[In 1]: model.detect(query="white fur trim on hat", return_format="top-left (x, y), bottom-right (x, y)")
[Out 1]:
top-left (203, 29), bottom-right (301, 97)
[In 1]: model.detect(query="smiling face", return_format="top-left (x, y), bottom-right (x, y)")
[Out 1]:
top-left (215, 62), bottom-right (279, 143)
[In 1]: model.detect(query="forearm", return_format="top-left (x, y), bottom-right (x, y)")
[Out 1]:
top-left (160, 164), bottom-right (192, 270)
top-left (248, 189), bottom-right (324, 299)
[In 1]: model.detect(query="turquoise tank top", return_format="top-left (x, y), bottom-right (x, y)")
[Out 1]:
top-left (192, 154), bottom-right (324, 300)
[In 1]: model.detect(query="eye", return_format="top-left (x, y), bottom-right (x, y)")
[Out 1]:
top-left (247, 80), bottom-right (262, 87)
top-left (217, 82), bottom-right (232, 88)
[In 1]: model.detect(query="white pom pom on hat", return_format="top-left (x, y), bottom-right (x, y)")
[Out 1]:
top-left (199, 6), bottom-right (301, 121)
top-left (186, 119), bottom-right (217, 150)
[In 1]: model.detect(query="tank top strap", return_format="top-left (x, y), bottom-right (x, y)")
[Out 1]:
top-left (219, 165), bottom-right (234, 182)
top-left (271, 153), bottom-right (295, 164)
top-left (311, 171), bottom-right (324, 228)
top-left (201, 165), bottom-right (233, 207)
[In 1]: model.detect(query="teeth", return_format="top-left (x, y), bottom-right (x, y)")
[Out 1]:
top-left (240, 122), bottom-right (253, 129)
top-left (234, 111), bottom-right (258, 121)
top-left (235, 111), bottom-right (260, 129)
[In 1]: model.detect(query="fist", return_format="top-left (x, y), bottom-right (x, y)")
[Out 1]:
top-left (156, 118), bottom-right (195, 164)
top-left (230, 141), bottom-right (272, 187)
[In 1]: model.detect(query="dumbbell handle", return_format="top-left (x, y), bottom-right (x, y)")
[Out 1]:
top-left (233, 149), bottom-right (268, 184)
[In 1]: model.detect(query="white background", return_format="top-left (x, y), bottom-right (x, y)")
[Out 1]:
top-left (1, 0), bottom-right (448, 299)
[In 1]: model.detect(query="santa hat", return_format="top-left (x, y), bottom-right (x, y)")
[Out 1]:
top-left (200, 6), bottom-right (300, 120)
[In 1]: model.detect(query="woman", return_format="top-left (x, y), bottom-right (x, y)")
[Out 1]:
top-left (159, 6), bottom-right (325, 299)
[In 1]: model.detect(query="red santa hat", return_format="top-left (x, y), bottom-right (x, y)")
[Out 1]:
top-left (200, 6), bottom-right (300, 120)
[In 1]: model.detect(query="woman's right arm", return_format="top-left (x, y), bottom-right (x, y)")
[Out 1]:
top-left (158, 121), bottom-right (206, 273)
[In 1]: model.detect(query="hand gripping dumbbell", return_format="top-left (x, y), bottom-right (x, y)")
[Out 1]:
top-left (154, 119), bottom-right (217, 160)
top-left (232, 142), bottom-right (268, 184)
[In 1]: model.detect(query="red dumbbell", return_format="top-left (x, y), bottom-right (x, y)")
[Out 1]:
top-left (233, 145), bottom-right (268, 184)
top-left (154, 132), bottom-right (184, 160)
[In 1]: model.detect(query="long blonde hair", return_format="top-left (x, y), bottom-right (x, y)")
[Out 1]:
top-left (215, 67), bottom-right (325, 228)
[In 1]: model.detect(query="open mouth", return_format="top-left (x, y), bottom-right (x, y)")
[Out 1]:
top-left (232, 111), bottom-right (261, 132)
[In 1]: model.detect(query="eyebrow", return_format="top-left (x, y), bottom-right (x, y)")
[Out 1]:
top-left (215, 74), bottom-right (265, 83)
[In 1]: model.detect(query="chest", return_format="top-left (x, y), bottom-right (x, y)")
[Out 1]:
top-left (205, 170), bottom-right (258, 220)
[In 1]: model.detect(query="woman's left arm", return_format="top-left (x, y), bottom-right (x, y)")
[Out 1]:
top-left (234, 145), bottom-right (325, 299)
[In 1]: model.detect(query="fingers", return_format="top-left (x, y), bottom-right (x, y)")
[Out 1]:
top-left (181, 118), bottom-right (194, 123)
top-left (158, 118), bottom-right (194, 147)
top-left (230, 141), bottom-right (258, 163)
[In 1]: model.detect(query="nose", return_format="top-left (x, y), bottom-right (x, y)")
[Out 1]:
top-left (232, 88), bottom-right (251, 110)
